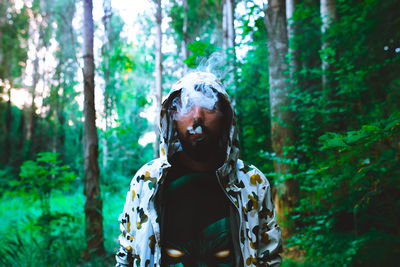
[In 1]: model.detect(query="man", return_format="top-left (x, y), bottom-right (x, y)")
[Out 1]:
top-left (116, 72), bottom-right (282, 266)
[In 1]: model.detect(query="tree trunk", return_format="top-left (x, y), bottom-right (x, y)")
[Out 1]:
top-left (223, 0), bottom-right (235, 51)
top-left (101, 0), bottom-right (112, 168)
top-left (320, 0), bottom-right (336, 95)
top-left (182, 0), bottom-right (188, 71)
top-left (286, 0), bottom-right (300, 79)
top-left (154, 0), bottom-right (163, 158)
top-left (223, 0), bottom-right (237, 103)
top-left (57, 107), bottom-right (66, 159)
top-left (17, 105), bottom-right (26, 165)
top-left (27, 57), bottom-right (39, 159)
top-left (5, 86), bottom-right (13, 163)
top-left (264, 0), bottom-right (298, 239)
top-left (82, 0), bottom-right (104, 258)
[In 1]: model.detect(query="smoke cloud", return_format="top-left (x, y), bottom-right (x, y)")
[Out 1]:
top-left (169, 52), bottom-right (230, 137)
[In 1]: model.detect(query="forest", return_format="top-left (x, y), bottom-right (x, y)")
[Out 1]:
top-left (0, 0), bottom-right (399, 266)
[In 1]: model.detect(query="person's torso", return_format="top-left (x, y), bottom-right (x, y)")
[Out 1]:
top-left (159, 163), bottom-right (235, 266)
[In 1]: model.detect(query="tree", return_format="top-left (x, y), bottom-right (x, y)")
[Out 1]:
top-left (101, 0), bottom-right (112, 168)
top-left (286, 0), bottom-right (300, 79)
top-left (0, 0), bottom-right (29, 164)
top-left (168, 0), bottom-right (224, 69)
top-left (182, 0), bottom-right (189, 69)
top-left (82, 0), bottom-right (104, 257)
top-left (51, 0), bottom-right (79, 162)
top-left (263, 0), bottom-right (298, 238)
top-left (154, 0), bottom-right (163, 158)
top-left (320, 0), bottom-right (336, 95)
top-left (222, 0), bottom-right (236, 93)
top-left (27, 0), bottom-right (53, 159)
top-left (223, 0), bottom-right (235, 51)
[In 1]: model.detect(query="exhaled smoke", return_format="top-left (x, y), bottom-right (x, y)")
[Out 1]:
top-left (195, 52), bottom-right (228, 80)
top-left (187, 125), bottom-right (203, 134)
top-left (169, 52), bottom-right (229, 137)
top-left (178, 83), bottom-right (218, 116)
top-left (171, 72), bottom-right (227, 120)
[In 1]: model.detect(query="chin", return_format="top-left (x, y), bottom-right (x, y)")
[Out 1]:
top-left (182, 139), bottom-right (220, 162)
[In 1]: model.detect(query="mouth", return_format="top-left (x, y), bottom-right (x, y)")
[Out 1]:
top-left (187, 126), bottom-right (206, 143)
top-left (187, 125), bottom-right (203, 135)
top-left (191, 133), bottom-right (204, 139)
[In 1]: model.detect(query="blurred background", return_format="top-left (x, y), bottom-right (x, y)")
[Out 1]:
top-left (0, 0), bottom-right (399, 266)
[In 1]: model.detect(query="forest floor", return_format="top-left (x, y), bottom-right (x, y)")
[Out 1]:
top-left (0, 189), bottom-right (124, 266)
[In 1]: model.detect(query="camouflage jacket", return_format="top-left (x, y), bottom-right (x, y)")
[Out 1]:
top-left (116, 72), bottom-right (282, 266)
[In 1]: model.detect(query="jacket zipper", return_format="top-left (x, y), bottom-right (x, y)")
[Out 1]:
top-left (215, 170), bottom-right (243, 266)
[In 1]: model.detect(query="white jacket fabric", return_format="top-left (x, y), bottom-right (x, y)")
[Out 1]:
top-left (116, 72), bottom-right (282, 266)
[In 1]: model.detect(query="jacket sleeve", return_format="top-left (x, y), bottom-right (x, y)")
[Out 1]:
top-left (115, 172), bottom-right (142, 267)
top-left (256, 170), bottom-right (282, 266)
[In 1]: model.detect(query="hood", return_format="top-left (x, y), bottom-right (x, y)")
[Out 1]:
top-left (158, 72), bottom-right (240, 185)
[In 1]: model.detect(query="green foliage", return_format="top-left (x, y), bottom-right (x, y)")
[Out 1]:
top-left (288, 114), bottom-right (400, 266)
top-left (280, 0), bottom-right (400, 265)
top-left (97, 11), bottom-right (154, 193)
top-left (184, 40), bottom-right (218, 68)
top-left (231, 3), bottom-right (278, 176)
top-left (0, 165), bottom-right (15, 196)
top-left (0, 191), bottom-right (119, 266)
top-left (17, 152), bottom-right (76, 207)
top-left (15, 151), bottom-right (76, 251)
top-left (0, 1), bottom-right (29, 84)
top-left (167, 0), bottom-right (224, 53)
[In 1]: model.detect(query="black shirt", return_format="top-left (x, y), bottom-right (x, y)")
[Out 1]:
top-left (159, 163), bottom-right (234, 266)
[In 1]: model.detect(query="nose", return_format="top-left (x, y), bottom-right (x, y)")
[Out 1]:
top-left (192, 105), bottom-right (204, 121)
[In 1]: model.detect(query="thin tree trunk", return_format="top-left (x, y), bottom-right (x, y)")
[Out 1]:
top-left (5, 86), bottom-right (13, 163)
top-left (223, 0), bottom-right (237, 97)
top-left (27, 57), bottom-right (39, 158)
top-left (182, 0), bottom-right (188, 71)
top-left (264, 0), bottom-right (298, 239)
top-left (102, 0), bottom-right (112, 168)
top-left (225, 0), bottom-right (235, 51)
top-left (82, 0), bottom-right (104, 257)
top-left (17, 105), bottom-right (26, 164)
top-left (222, 0), bottom-right (227, 49)
top-left (154, 0), bottom-right (163, 158)
top-left (286, 0), bottom-right (300, 79)
top-left (57, 103), bottom-right (66, 159)
top-left (320, 0), bottom-right (336, 95)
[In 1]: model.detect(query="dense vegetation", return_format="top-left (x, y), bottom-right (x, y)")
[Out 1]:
top-left (0, 0), bottom-right (399, 266)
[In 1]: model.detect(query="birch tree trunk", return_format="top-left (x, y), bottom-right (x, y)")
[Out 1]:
top-left (264, 0), bottom-right (298, 238)
top-left (27, 56), bottom-right (39, 159)
top-left (223, 0), bottom-right (235, 51)
top-left (82, 0), bottom-right (104, 257)
top-left (154, 0), bottom-right (163, 158)
top-left (320, 0), bottom-right (336, 95)
top-left (182, 0), bottom-right (188, 71)
top-left (286, 0), bottom-right (300, 79)
top-left (101, 0), bottom-right (112, 168)
top-left (223, 0), bottom-right (236, 97)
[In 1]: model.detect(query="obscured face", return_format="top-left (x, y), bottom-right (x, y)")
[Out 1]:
top-left (172, 90), bottom-right (225, 162)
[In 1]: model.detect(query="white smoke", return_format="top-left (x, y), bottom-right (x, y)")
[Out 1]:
top-left (169, 52), bottom-right (230, 137)
top-left (177, 82), bottom-right (218, 117)
top-left (187, 125), bottom-right (203, 134)
top-left (195, 52), bottom-right (228, 80)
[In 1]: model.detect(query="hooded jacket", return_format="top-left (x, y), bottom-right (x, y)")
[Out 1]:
top-left (116, 72), bottom-right (282, 266)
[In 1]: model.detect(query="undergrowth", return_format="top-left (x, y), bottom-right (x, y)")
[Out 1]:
top-left (0, 187), bottom-right (125, 266)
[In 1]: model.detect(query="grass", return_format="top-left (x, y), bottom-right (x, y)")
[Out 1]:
top-left (0, 186), bottom-right (127, 266)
